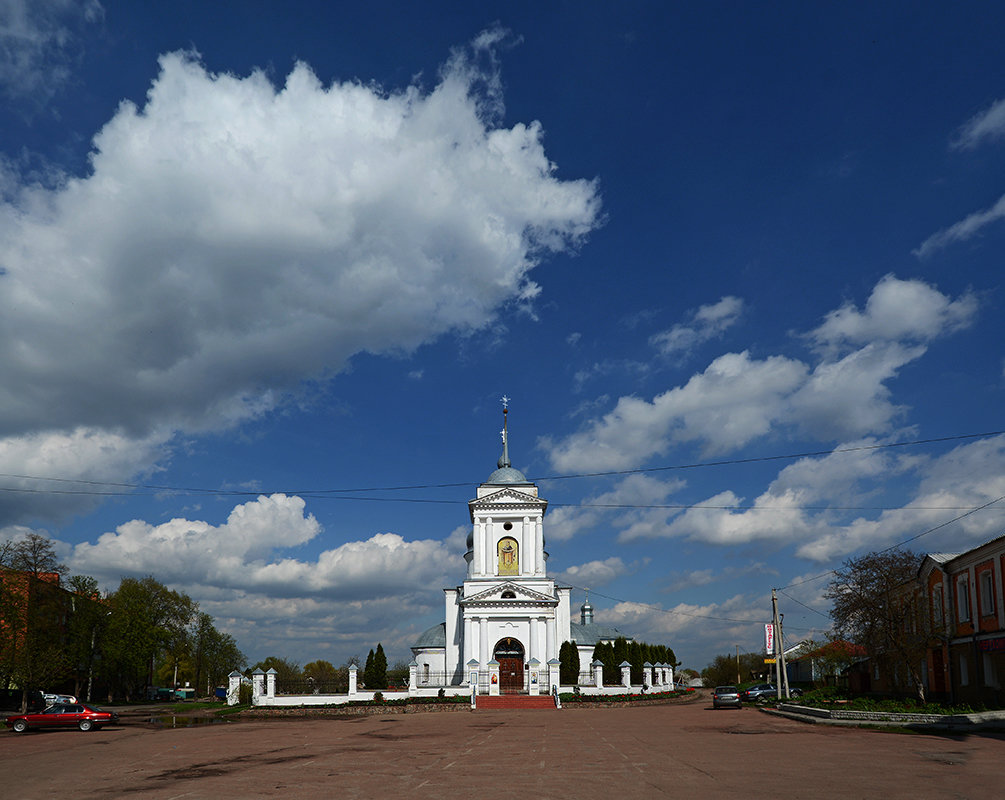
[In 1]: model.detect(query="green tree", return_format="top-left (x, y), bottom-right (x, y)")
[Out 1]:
top-left (102, 577), bottom-right (197, 701)
top-left (191, 612), bottom-right (245, 695)
top-left (64, 575), bottom-right (105, 700)
top-left (559, 640), bottom-right (580, 685)
top-left (371, 643), bottom-right (388, 690)
top-left (301, 659), bottom-right (337, 691)
top-left (363, 649), bottom-right (375, 688)
top-left (701, 651), bottom-right (767, 687)
top-left (250, 656), bottom-right (301, 686)
top-left (386, 660), bottom-right (409, 688)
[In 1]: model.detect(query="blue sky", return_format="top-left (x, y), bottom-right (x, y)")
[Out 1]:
top-left (2, 1), bottom-right (1004, 673)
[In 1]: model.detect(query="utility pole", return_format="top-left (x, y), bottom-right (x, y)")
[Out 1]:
top-left (736, 644), bottom-right (740, 685)
top-left (771, 589), bottom-right (783, 700)
top-left (779, 613), bottom-right (790, 699)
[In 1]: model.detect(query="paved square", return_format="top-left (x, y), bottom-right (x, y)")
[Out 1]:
top-left (3, 699), bottom-right (1001, 799)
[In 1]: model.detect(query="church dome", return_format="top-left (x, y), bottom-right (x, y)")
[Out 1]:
top-left (485, 465), bottom-right (529, 484)
top-left (413, 622), bottom-right (446, 649)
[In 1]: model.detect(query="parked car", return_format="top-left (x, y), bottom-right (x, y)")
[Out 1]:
top-left (42, 693), bottom-right (78, 706)
top-left (740, 684), bottom-right (803, 702)
top-left (741, 683), bottom-right (777, 701)
top-left (712, 686), bottom-right (742, 709)
top-left (5, 702), bottom-right (118, 733)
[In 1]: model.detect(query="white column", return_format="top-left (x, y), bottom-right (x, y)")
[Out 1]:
top-left (536, 516), bottom-right (545, 575)
top-left (545, 615), bottom-right (556, 662)
top-left (348, 665), bottom-right (358, 696)
top-left (483, 519), bottom-right (492, 575)
top-left (523, 515), bottom-right (533, 575)
top-left (528, 617), bottom-right (537, 665)
top-left (479, 617), bottom-right (489, 667)
top-left (463, 616), bottom-right (473, 665)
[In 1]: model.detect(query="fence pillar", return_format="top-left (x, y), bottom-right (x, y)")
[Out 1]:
top-left (620, 661), bottom-right (632, 688)
top-left (251, 669), bottom-right (265, 705)
top-left (266, 668), bottom-right (277, 698)
top-left (528, 658), bottom-right (541, 695)
top-left (548, 658), bottom-right (561, 695)
top-left (488, 659), bottom-right (500, 696)
top-left (467, 659), bottom-right (480, 693)
top-left (227, 671), bottom-right (242, 706)
top-left (643, 662), bottom-right (653, 689)
top-left (668, 665), bottom-right (675, 691)
top-left (408, 659), bottom-right (418, 696)
top-left (592, 659), bottom-right (604, 688)
top-left (348, 664), bottom-right (358, 697)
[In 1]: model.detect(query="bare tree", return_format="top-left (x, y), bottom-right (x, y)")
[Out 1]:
top-left (826, 548), bottom-right (928, 702)
top-left (9, 532), bottom-right (66, 577)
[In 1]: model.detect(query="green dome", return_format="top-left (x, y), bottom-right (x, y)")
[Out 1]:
top-left (485, 465), bottom-right (529, 484)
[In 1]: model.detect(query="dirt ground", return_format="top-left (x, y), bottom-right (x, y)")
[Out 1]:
top-left (3, 695), bottom-right (1002, 799)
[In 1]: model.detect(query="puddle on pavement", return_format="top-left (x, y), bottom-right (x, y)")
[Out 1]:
top-left (147, 715), bottom-right (231, 729)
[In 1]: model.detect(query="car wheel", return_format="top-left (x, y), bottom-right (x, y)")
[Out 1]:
top-left (11, 720), bottom-right (28, 733)
top-left (78, 720), bottom-right (93, 732)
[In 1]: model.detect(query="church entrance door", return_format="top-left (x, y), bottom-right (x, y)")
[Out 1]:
top-left (494, 637), bottom-right (525, 694)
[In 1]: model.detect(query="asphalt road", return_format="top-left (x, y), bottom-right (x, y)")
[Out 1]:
top-left (3, 697), bottom-right (1001, 799)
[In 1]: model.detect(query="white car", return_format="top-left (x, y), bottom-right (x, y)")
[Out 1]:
top-left (42, 693), bottom-right (78, 706)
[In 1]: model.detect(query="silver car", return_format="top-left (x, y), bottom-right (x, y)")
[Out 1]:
top-left (712, 685), bottom-right (742, 709)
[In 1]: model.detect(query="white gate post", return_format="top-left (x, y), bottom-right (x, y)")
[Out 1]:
top-left (593, 659), bottom-right (604, 688)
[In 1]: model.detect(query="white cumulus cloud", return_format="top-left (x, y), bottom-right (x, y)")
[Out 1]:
top-left (545, 276), bottom-right (975, 471)
top-left (0, 36), bottom-right (601, 526)
top-left (649, 296), bottom-right (744, 357)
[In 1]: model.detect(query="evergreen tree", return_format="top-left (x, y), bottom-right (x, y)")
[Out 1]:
top-left (372, 643), bottom-right (388, 689)
top-left (363, 649), bottom-right (375, 688)
top-left (559, 641), bottom-right (580, 685)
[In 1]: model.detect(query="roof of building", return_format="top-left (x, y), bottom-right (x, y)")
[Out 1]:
top-left (412, 622), bottom-right (446, 649)
top-left (569, 621), bottom-right (628, 645)
top-left (485, 465), bottom-right (530, 484)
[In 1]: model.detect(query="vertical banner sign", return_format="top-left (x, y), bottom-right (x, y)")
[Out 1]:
top-left (764, 622), bottom-right (774, 654)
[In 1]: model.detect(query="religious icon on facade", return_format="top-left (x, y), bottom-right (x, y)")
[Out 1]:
top-left (498, 537), bottom-right (519, 575)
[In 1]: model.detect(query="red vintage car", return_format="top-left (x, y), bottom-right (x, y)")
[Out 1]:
top-left (5, 702), bottom-right (118, 733)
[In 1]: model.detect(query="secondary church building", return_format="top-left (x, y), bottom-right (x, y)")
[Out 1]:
top-left (411, 408), bottom-right (628, 691)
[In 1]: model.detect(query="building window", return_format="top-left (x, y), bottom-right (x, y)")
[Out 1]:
top-left (983, 652), bottom-right (999, 689)
top-left (957, 576), bottom-right (970, 622)
top-left (979, 570), bottom-right (995, 616)
top-left (959, 654), bottom-right (969, 686)
top-left (931, 584), bottom-right (944, 627)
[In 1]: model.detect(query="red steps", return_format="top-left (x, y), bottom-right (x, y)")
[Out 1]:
top-left (476, 695), bottom-right (557, 710)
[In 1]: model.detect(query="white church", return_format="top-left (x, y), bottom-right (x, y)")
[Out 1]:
top-left (411, 405), bottom-right (630, 691)
top-left (236, 404), bottom-right (679, 707)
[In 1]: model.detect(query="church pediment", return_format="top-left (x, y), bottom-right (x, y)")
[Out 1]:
top-left (461, 581), bottom-right (557, 606)
top-left (469, 487), bottom-right (547, 516)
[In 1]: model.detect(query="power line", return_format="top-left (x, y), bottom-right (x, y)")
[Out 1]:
top-left (777, 494), bottom-right (1005, 592)
top-left (568, 583), bottom-right (821, 631)
top-left (0, 428), bottom-right (1000, 499)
